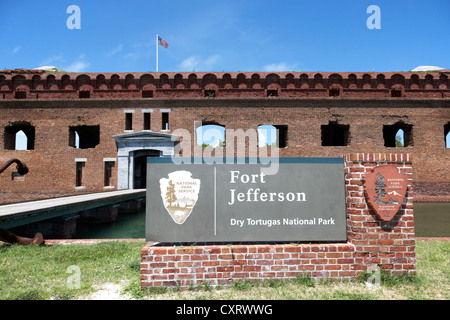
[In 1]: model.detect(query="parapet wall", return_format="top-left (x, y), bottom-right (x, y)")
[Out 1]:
top-left (140, 153), bottom-right (415, 289)
top-left (1, 69), bottom-right (449, 99)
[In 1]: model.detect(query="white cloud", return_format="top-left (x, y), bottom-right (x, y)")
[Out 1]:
top-left (12, 46), bottom-right (22, 54)
top-left (64, 54), bottom-right (90, 72)
top-left (123, 51), bottom-right (150, 60)
top-left (179, 55), bottom-right (221, 71)
top-left (179, 56), bottom-right (199, 71)
top-left (106, 44), bottom-right (123, 57)
top-left (263, 62), bottom-right (298, 72)
top-left (40, 54), bottom-right (64, 66)
top-left (65, 61), bottom-right (90, 72)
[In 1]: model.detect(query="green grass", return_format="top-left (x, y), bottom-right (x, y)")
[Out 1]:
top-left (0, 240), bottom-right (448, 300)
top-left (0, 241), bottom-right (143, 300)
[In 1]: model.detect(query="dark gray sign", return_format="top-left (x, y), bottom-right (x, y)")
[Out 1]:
top-left (146, 158), bottom-right (346, 242)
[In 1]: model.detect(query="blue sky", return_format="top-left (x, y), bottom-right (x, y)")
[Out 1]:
top-left (1, 0), bottom-right (448, 73)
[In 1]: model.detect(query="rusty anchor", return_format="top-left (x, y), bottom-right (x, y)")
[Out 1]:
top-left (0, 158), bottom-right (44, 245)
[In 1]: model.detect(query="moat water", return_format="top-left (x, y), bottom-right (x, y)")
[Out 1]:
top-left (74, 202), bottom-right (450, 239)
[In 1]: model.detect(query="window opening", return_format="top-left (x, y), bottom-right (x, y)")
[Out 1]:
top-left (144, 113), bottom-right (151, 130)
top-left (383, 122), bottom-right (413, 147)
top-left (321, 122), bottom-right (350, 146)
top-left (162, 112), bottom-right (169, 130)
top-left (75, 162), bottom-right (85, 187)
top-left (391, 89), bottom-right (402, 97)
top-left (79, 91), bottom-right (90, 98)
top-left (267, 90), bottom-right (278, 97)
top-left (104, 161), bottom-right (115, 187)
top-left (257, 125), bottom-right (287, 148)
top-left (142, 90), bottom-right (153, 98)
top-left (329, 88), bottom-right (340, 97)
top-left (69, 125), bottom-right (100, 149)
top-left (15, 91), bottom-right (26, 99)
top-left (125, 113), bottom-right (133, 131)
top-left (4, 122), bottom-right (35, 150)
top-left (258, 125), bottom-right (276, 147)
top-left (204, 90), bottom-right (216, 98)
top-left (196, 124), bottom-right (225, 147)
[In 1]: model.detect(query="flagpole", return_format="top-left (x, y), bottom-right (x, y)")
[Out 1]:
top-left (156, 34), bottom-right (159, 72)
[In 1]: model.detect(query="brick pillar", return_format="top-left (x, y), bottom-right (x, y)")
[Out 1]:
top-left (344, 153), bottom-right (416, 274)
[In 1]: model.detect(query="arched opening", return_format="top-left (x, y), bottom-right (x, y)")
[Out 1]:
top-left (125, 74), bottom-right (135, 89)
top-left (236, 73), bottom-right (246, 88)
top-left (74, 131), bottom-right (80, 148)
top-left (395, 129), bottom-right (404, 147)
top-left (313, 73), bottom-right (323, 88)
top-left (4, 122), bottom-right (35, 150)
top-left (15, 130), bottom-right (28, 150)
top-left (174, 74), bottom-right (184, 89)
top-left (251, 74), bottom-right (261, 89)
top-left (96, 74), bottom-right (106, 89)
top-left (383, 122), bottom-right (413, 147)
top-left (196, 124), bottom-right (225, 147)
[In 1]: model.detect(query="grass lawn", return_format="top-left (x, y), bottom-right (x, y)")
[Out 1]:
top-left (0, 239), bottom-right (448, 300)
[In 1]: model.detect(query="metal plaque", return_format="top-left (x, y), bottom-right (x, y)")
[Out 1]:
top-left (363, 165), bottom-right (408, 221)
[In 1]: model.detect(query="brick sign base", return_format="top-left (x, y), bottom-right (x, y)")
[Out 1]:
top-left (140, 153), bottom-right (415, 289)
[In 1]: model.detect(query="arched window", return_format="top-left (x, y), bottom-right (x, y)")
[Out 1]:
top-left (74, 131), bottom-right (80, 148)
top-left (383, 122), bottom-right (413, 147)
top-left (4, 122), bottom-right (35, 150)
top-left (15, 130), bottom-right (28, 150)
top-left (395, 129), bottom-right (404, 147)
top-left (196, 124), bottom-right (225, 147)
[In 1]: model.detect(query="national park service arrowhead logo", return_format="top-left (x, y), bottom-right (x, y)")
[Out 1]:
top-left (159, 170), bottom-right (201, 224)
top-left (363, 165), bottom-right (408, 221)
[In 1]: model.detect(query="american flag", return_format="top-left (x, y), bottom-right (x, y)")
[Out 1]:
top-left (158, 36), bottom-right (169, 48)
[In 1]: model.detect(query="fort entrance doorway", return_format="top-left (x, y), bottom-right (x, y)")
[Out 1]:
top-left (113, 131), bottom-right (179, 190)
top-left (133, 150), bottom-right (160, 189)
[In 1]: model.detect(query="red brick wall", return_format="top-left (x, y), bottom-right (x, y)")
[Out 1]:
top-left (140, 153), bottom-right (415, 289)
top-left (1, 70), bottom-right (449, 204)
top-left (1, 69), bottom-right (448, 100)
top-left (344, 153), bottom-right (415, 273)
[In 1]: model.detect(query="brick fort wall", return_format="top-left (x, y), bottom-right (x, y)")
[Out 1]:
top-left (0, 70), bottom-right (449, 204)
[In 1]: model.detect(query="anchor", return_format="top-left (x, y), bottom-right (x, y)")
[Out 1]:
top-left (0, 158), bottom-right (29, 175)
top-left (0, 227), bottom-right (44, 245)
top-left (0, 158), bottom-right (44, 245)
